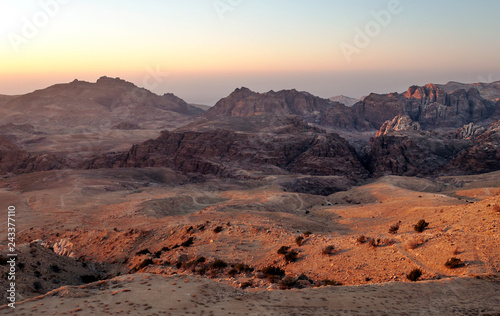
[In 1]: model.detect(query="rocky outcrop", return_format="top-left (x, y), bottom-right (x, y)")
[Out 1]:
top-left (92, 121), bottom-right (368, 179)
top-left (0, 135), bottom-right (63, 174)
top-left (354, 84), bottom-right (497, 129)
top-left (445, 120), bottom-right (500, 174)
top-left (451, 123), bottom-right (486, 139)
top-left (368, 114), bottom-right (500, 177)
top-left (375, 115), bottom-right (421, 138)
top-left (367, 117), bottom-right (471, 177)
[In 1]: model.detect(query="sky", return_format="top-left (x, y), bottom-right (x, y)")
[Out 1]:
top-left (1, 0), bottom-right (500, 105)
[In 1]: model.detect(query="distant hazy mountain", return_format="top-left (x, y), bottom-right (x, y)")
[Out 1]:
top-left (329, 95), bottom-right (360, 107)
top-left (0, 77), bottom-right (203, 153)
top-left (189, 103), bottom-right (212, 111)
top-left (436, 81), bottom-right (500, 101)
top-left (0, 76), bottom-right (202, 133)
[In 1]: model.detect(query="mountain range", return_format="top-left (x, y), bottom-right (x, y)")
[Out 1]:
top-left (1, 77), bottom-right (499, 191)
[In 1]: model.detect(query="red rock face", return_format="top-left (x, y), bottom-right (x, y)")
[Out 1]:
top-left (103, 124), bottom-right (368, 180)
top-left (368, 115), bottom-right (500, 177)
top-left (0, 136), bottom-right (62, 174)
top-left (355, 85), bottom-right (496, 130)
top-left (206, 85), bottom-right (498, 133)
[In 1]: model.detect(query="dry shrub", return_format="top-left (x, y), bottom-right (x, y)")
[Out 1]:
top-left (406, 268), bottom-right (423, 282)
top-left (284, 250), bottom-right (298, 263)
top-left (388, 223), bottom-right (400, 234)
top-left (295, 236), bottom-right (304, 246)
top-left (321, 245), bottom-right (337, 256)
top-left (445, 257), bottom-right (464, 269)
top-left (356, 235), bottom-right (367, 244)
top-left (414, 219), bottom-right (429, 233)
top-left (277, 246), bottom-right (291, 255)
top-left (406, 238), bottom-right (425, 250)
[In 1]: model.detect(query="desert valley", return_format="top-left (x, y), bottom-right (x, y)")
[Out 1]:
top-left (0, 77), bottom-right (499, 315)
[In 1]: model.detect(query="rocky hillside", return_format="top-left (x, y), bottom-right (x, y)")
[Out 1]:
top-left (204, 83), bottom-right (499, 132)
top-left (88, 117), bottom-right (368, 180)
top-left (354, 84), bottom-right (498, 130)
top-left (204, 88), bottom-right (370, 130)
top-left (368, 115), bottom-right (500, 177)
top-left (0, 135), bottom-right (62, 174)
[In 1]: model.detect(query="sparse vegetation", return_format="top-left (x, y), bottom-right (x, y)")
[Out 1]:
top-left (210, 259), bottom-right (228, 270)
top-left (406, 268), bottom-right (423, 281)
top-left (277, 246), bottom-right (291, 255)
top-left (368, 238), bottom-right (379, 247)
top-left (406, 238), bottom-right (425, 250)
top-left (445, 257), bottom-right (464, 269)
top-left (295, 236), bottom-right (304, 246)
top-left (414, 219), bottom-right (429, 233)
top-left (303, 231), bottom-right (313, 237)
top-left (284, 250), bottom-right (298, 263)
top-left (317, 279), bottom-right (342, 286)
top-left (228, 268), bottom-right (238, 277)
top-left (356, 235), bottom-right (367, 244)
top-left (321, 245), bottom-right (337, 256)
top-left (261, 266), bottom-right (285, 279)
top-left (213, 226), bottom-right (224, 233)
top-left (388, 222), bottom-right (400, 234)
top-left (280, 276), bottom-right (298, 289)
top-left (235, 263), bottom-right (253, 273)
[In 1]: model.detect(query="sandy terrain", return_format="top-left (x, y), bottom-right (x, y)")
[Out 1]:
top-left (1, 168), bottom-right (500, 314)
top-left (1, 273), bottom-right (499, 315)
